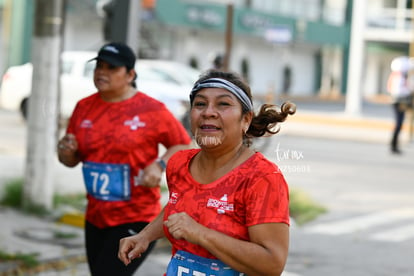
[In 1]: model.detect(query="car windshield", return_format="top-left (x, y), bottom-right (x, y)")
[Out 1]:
top-left (136, 60), bottom-right (200, 86)
top-left (84, 61), bottom-right (95, 79)
top-left (137, 64), bottom-right (179, 84)
top-left (148, 62), bottom-right (199, 86)
top-left (81, 59), bottom-right (199, 87)
top-left (62, 60), bottom-right (74, 75)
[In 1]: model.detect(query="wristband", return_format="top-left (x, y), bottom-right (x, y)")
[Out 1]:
top-left (156, 158), bottom-right (167, 171)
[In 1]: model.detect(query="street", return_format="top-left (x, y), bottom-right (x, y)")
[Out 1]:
top-left (1, 103), bottom-right (414, 275)
top-left (268, 132), bottom-right (414, 276)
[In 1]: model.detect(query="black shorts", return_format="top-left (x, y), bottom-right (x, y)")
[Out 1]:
top-left (85, 220), bottom-right (157, 276)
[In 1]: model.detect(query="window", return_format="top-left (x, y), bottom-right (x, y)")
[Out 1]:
top-left (241, 58), bottom-right (250, 82)
top-left (84, 61), bottom-right (95, 78)
top-left (251, 0), bottom-right (321, 21)
top-left (61, 60), bottom-right (74, 75)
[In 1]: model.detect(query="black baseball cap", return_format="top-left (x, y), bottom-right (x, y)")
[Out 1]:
top-left (89, 42), bottom-right (136, 69)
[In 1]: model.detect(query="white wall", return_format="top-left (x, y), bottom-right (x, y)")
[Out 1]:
top-left (61, 4), bottom-right (320, 98)
top-left (167, 28), bottom-right (317, 97)
top-left (363, 50), bottom-right (405, 97)
top-left (287, 47), bottom-right (317, 95)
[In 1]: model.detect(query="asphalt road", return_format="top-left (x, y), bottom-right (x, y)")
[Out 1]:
top-left (269, 132), bottom-right (414, 276)
top-left (1, 105), bottom-right (414, 275)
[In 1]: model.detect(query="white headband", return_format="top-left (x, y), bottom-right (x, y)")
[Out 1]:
top-left (190, 78), bottom-right (253, 111)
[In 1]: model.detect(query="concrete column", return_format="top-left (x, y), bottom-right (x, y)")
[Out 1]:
top-left (23, 0), bottom-right (64, 210)
top-left (345, 0), bottom-right (366, 116)
top-left (126, 0), bottom-right (140, 55)
top-left (108, 0), bottom-right (140, 54)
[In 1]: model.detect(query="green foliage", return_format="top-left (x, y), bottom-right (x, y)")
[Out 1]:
top-left (0, 178), bottom-right (23, 208)
top-left (1, 178), bottom-right (326, 226)
top-left (53, 230), bottom-right (78, 239)
top-left (0, 178), bottom-right (86, 215)
top-left (22, 202), bottom-right (50, 217)
top-left (53, 193), bottom-right (86, 212)
top-left (289, 188), bottom-right (327, 226)
top-left (0, 249), bottom-right (39, 268)
top-left (0, 178), bottom-right (49, 216)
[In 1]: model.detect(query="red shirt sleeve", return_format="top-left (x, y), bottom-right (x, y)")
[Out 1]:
top-left (244, 171), bottom-right (290, 226)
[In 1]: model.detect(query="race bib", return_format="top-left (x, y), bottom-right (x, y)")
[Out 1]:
top-left (166, 250), bottom-right (244, 276)
top-left (82, 161), bottom-right (131, 201)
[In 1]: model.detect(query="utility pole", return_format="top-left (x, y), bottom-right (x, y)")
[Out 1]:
top-left (126, 0), bottom-right (140, 53)
top-left (223, 3), bottom-right (233, 72)
top-left (409, 0), bottom-right (414, 141)
top-left (23, 0), bottom-right (65, 210)
top-left (345, 0), bottom-right (366, 116)
top-left (103, 0), bottom-right (140, 54)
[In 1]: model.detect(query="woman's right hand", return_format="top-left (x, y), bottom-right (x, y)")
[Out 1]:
top-left (118, 234), bottom-right (150, 266)
top-left (57, 133), bottom-right (80, 167)
top-left (119, 208), bottom-right (166, 265)
top-left (58, 133), bottom-right (78, 152)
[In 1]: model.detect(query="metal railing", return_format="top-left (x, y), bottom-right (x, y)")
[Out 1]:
top-left (366, 7), bottom-right (414, 31)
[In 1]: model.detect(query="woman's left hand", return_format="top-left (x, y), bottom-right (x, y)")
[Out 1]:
top-left (140, 162), bottom-right (163, 188)
top-left (164, 212), bottom-right (204, 244)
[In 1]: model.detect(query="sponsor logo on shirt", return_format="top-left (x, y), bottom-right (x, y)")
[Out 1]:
top-left (207, 194), bottom-right (234, 214)
top-left (80, 119), bottom-right (93, 128)
top-left (124, 116), bottom-right (146, 130)
top-left (169, 192), bottom-right (179, 204)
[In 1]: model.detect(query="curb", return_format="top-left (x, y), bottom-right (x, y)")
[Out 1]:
top-left (59, 212), bottom-right (85, 228)
top-left (284, 109), bottom-right (414, 145)
top-left (291, 111), bottom-right (395, 131)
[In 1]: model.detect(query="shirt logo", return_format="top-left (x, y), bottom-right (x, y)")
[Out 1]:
top-left (169, 192), bottom-right (179, 204)
top-left (207, 194), bottom-right (234, 214)
top-left (124, 116), bottom-right (146, 130)
top-left (103, 45), bottom-right (119, 54)
top-left (80, 119), bottom-right (93, 128)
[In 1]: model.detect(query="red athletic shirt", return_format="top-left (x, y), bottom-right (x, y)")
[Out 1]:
top-left (163, 149), bottom-right (290, 259)
top-left (66, 92), bottom-right (191, 228)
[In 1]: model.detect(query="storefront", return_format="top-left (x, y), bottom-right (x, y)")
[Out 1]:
top-left (149, 0), bottom-right (350, 97)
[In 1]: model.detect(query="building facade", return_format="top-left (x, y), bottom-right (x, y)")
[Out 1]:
top-left (144, 0), bottom-right (350, 99)
top-left (1, 0), bottom-right (413, 105)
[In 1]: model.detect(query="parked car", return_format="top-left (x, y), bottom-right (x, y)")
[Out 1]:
top-left (0, 51), bottom-right (200, 122)
top-left (135, 59), bottom-right (200, 120)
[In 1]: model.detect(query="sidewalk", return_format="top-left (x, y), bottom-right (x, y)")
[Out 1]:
top-left (0, 206), bottom-right (172, 276)
top-left (284, 97), bottom-right (412, 144)
top-left (0, 98), bottom-right (412, 275)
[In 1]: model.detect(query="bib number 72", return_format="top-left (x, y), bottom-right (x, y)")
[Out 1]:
top-left (82, 161), bottom-right (131, 201)
top-left (89, 171), bottom-right (110, 195)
